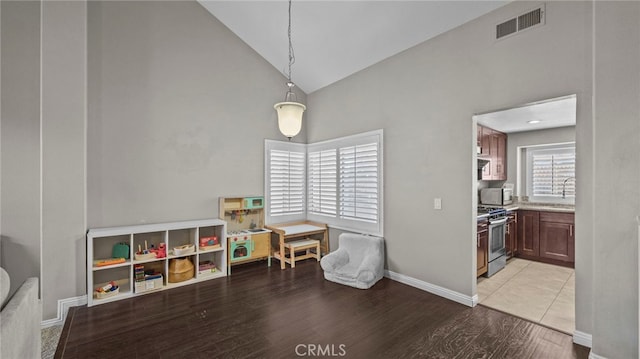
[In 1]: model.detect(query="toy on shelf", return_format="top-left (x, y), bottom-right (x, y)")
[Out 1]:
top-left (94, 258), bottom-right (126, 267)
top-left (198, 260), bottom-right (217, 273)
top-left (199, 236), bottom-right (220, 250)
top-left (135, 241), bottom-right (167, 260)
top-left (149, 242), bottom-right (166, 258)
top-left (112, 242), bottom-right (130, 259)
top-left (94, 281), bottom-right (119, 299)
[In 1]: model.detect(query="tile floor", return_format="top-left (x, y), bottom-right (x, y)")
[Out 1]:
top-left (477, 258), bottom-right (575, 334)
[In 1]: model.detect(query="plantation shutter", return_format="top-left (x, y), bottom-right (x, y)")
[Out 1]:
top-left (339, 142), bottom-right (379, 223)
top-left (265, 141), bottom-right (306, 223)
top-left (308, 149), bottom-right (337, 216)
top-left (267, 130), bottom-right (383, 236)
top-left (530, 147), bottom-right (575, 198)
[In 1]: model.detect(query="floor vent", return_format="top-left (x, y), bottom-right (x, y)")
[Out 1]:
top-left (496, 5), bottom-right (545, 40)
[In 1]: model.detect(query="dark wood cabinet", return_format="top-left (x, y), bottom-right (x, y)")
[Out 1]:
top-left (515, 210), bottom-right (574, 267)
top-left (539, 212), bottom-right (575, 263)
top-left (477, 219), bottom-right (489, 277)
top-left (494, 132), bottom-right (506, 180)
top-left (478, 125), bottom-right (506, 181)
top-left (518, 210), bottom-right (540, 257)
top-left (480, 126), bottom-right (492, 178)
top-left (505, 211), bottom-right (517, 259)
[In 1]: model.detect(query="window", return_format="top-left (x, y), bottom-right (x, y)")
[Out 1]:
top-left (338, 142), bottom-right (379, 223)
top-left (264, 140), bottom-right (306, 224)
top-left (307, 130), bottom-right (383, 236)
top-left (265, 130), bottom-right (384, 236)
top-left (308, 149), bottom-right (337, 217)
top-left (526, 144), bottom-right (575, 203)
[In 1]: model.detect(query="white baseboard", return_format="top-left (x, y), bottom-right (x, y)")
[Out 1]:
top-left (573, 330), bottom-right (592, 348)
top-left (41, 295), bottom-right (87, 328)
top-left (384, 270), bottom-right (475, 307)
top-left (589, 352), bottom-right (607, 359)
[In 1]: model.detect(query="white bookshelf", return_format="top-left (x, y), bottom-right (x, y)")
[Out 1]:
top-left (87, 218), bottom-right (227, 307)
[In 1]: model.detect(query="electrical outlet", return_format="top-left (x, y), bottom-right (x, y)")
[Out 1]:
top-left (434, 198), bottom-right (442, 210)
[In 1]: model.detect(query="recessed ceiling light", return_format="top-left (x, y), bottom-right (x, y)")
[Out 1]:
top-left (527, 120), bottom-right (541, 124)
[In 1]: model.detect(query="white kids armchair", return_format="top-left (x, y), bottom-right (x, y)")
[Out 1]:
top-left (320, 233), bottom-right (385, 289)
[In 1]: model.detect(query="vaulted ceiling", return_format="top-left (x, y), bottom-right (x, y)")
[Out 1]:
top-left (199, 1), bottom-right (508, 94)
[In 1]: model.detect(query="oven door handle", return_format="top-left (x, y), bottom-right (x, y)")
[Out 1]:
top-left (489, 218), bottom-right (508, 225)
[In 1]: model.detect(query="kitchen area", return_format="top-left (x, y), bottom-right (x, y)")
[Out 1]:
top-left (474, 95), bottom-right (577, 334)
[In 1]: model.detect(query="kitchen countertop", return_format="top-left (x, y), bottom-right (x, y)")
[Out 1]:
top-left (503, 203), bottom-right (575, 213)
top-left (477, 203), bottom-right (575, 219)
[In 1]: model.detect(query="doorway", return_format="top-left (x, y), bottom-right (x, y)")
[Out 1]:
top-left (473, 94), bottom-right (577, 334)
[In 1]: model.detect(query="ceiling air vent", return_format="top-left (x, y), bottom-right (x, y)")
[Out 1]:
top-left (496, 5), bottom-right (545, 40)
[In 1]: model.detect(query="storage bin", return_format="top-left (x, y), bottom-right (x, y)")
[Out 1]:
top-left (168, 258), bottom-right (194, 283)
top-left (134, 275), bottom-right (164, 293)
top-left (94, 286), bottom-right (119, 299)
top-left (173, 244), bottom-right (195, 256)
top-left (134, 252), bottom-right (157, 260)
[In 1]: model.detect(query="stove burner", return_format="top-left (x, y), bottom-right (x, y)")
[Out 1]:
top-left (477, 206), bottom-right (507, 220)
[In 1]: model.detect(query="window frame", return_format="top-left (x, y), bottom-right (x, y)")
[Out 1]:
top-left (525, 142), bottom-right (576, 204)
top-left (264, 130), bottom-right (384, 237)
top-left (264, 140), bottom-right (307, 224)
top-left (307, 130), bottom-right (384, 237)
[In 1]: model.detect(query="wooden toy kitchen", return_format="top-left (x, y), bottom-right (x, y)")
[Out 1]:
top-left (219, 196), bottom-right (271, 272)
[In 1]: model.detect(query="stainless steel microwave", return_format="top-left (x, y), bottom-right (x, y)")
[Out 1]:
top-left (480, 188), bottom-right (513, 206)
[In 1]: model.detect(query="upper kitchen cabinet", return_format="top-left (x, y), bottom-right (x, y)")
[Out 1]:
top-left (478, 125), bottom-right (507, 181)
top-left (494, 131), bottom-right (506, 180)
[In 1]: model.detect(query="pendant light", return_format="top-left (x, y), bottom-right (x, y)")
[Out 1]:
top-left (274, 0), bottom-right (306, 139)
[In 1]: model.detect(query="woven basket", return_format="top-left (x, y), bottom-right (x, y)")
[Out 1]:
top-left (168, 257), bottom-right (194, 283)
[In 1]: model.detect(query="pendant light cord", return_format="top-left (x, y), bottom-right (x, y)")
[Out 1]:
top-left (287, 0), bottom-right (295, 83)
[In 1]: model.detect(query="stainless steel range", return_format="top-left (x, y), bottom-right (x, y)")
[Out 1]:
top-left (478, 206), bottom-right (507, 277)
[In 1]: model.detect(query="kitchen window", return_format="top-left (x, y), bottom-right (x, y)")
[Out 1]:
top-left (265, 129), bottom-right (384, 236)
top-left (526, 143), bottom-right (575, 203)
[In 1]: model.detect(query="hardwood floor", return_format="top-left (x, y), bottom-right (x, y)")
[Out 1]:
top-left (56, 261), bottom-right (589, 358)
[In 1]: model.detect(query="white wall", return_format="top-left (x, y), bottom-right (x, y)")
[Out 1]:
top-left (592, 2), bottom-right (640, 357)
top-left (0, 0), bottom-right (87, 320)
top-left (41, 0), bottom-right (87, 321)
top-left (87, 1), bottom-right (306, 228)
top-left (506, 126), bottom-right (576, 195)
top-left (308, 0), bottom-right (591, 301)
top-left (2, 0), bottom-right (306, 321)
top-left (0, 1), bottom-right (42, 298)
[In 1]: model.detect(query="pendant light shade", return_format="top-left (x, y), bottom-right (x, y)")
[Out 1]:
top-left (275, 101), bottom-right (305, 138)
top-left (275, 0), bottom-right (305, 139)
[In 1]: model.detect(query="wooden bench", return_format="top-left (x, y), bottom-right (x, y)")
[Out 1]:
top-left (283, 239), bottom-right (320, 268)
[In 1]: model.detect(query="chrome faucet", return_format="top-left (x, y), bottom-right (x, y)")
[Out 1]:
top-left (562, 177), bottom-right (576, 198)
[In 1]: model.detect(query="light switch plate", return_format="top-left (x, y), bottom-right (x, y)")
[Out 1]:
top-left (434, 198), bottom-right (442, 210)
